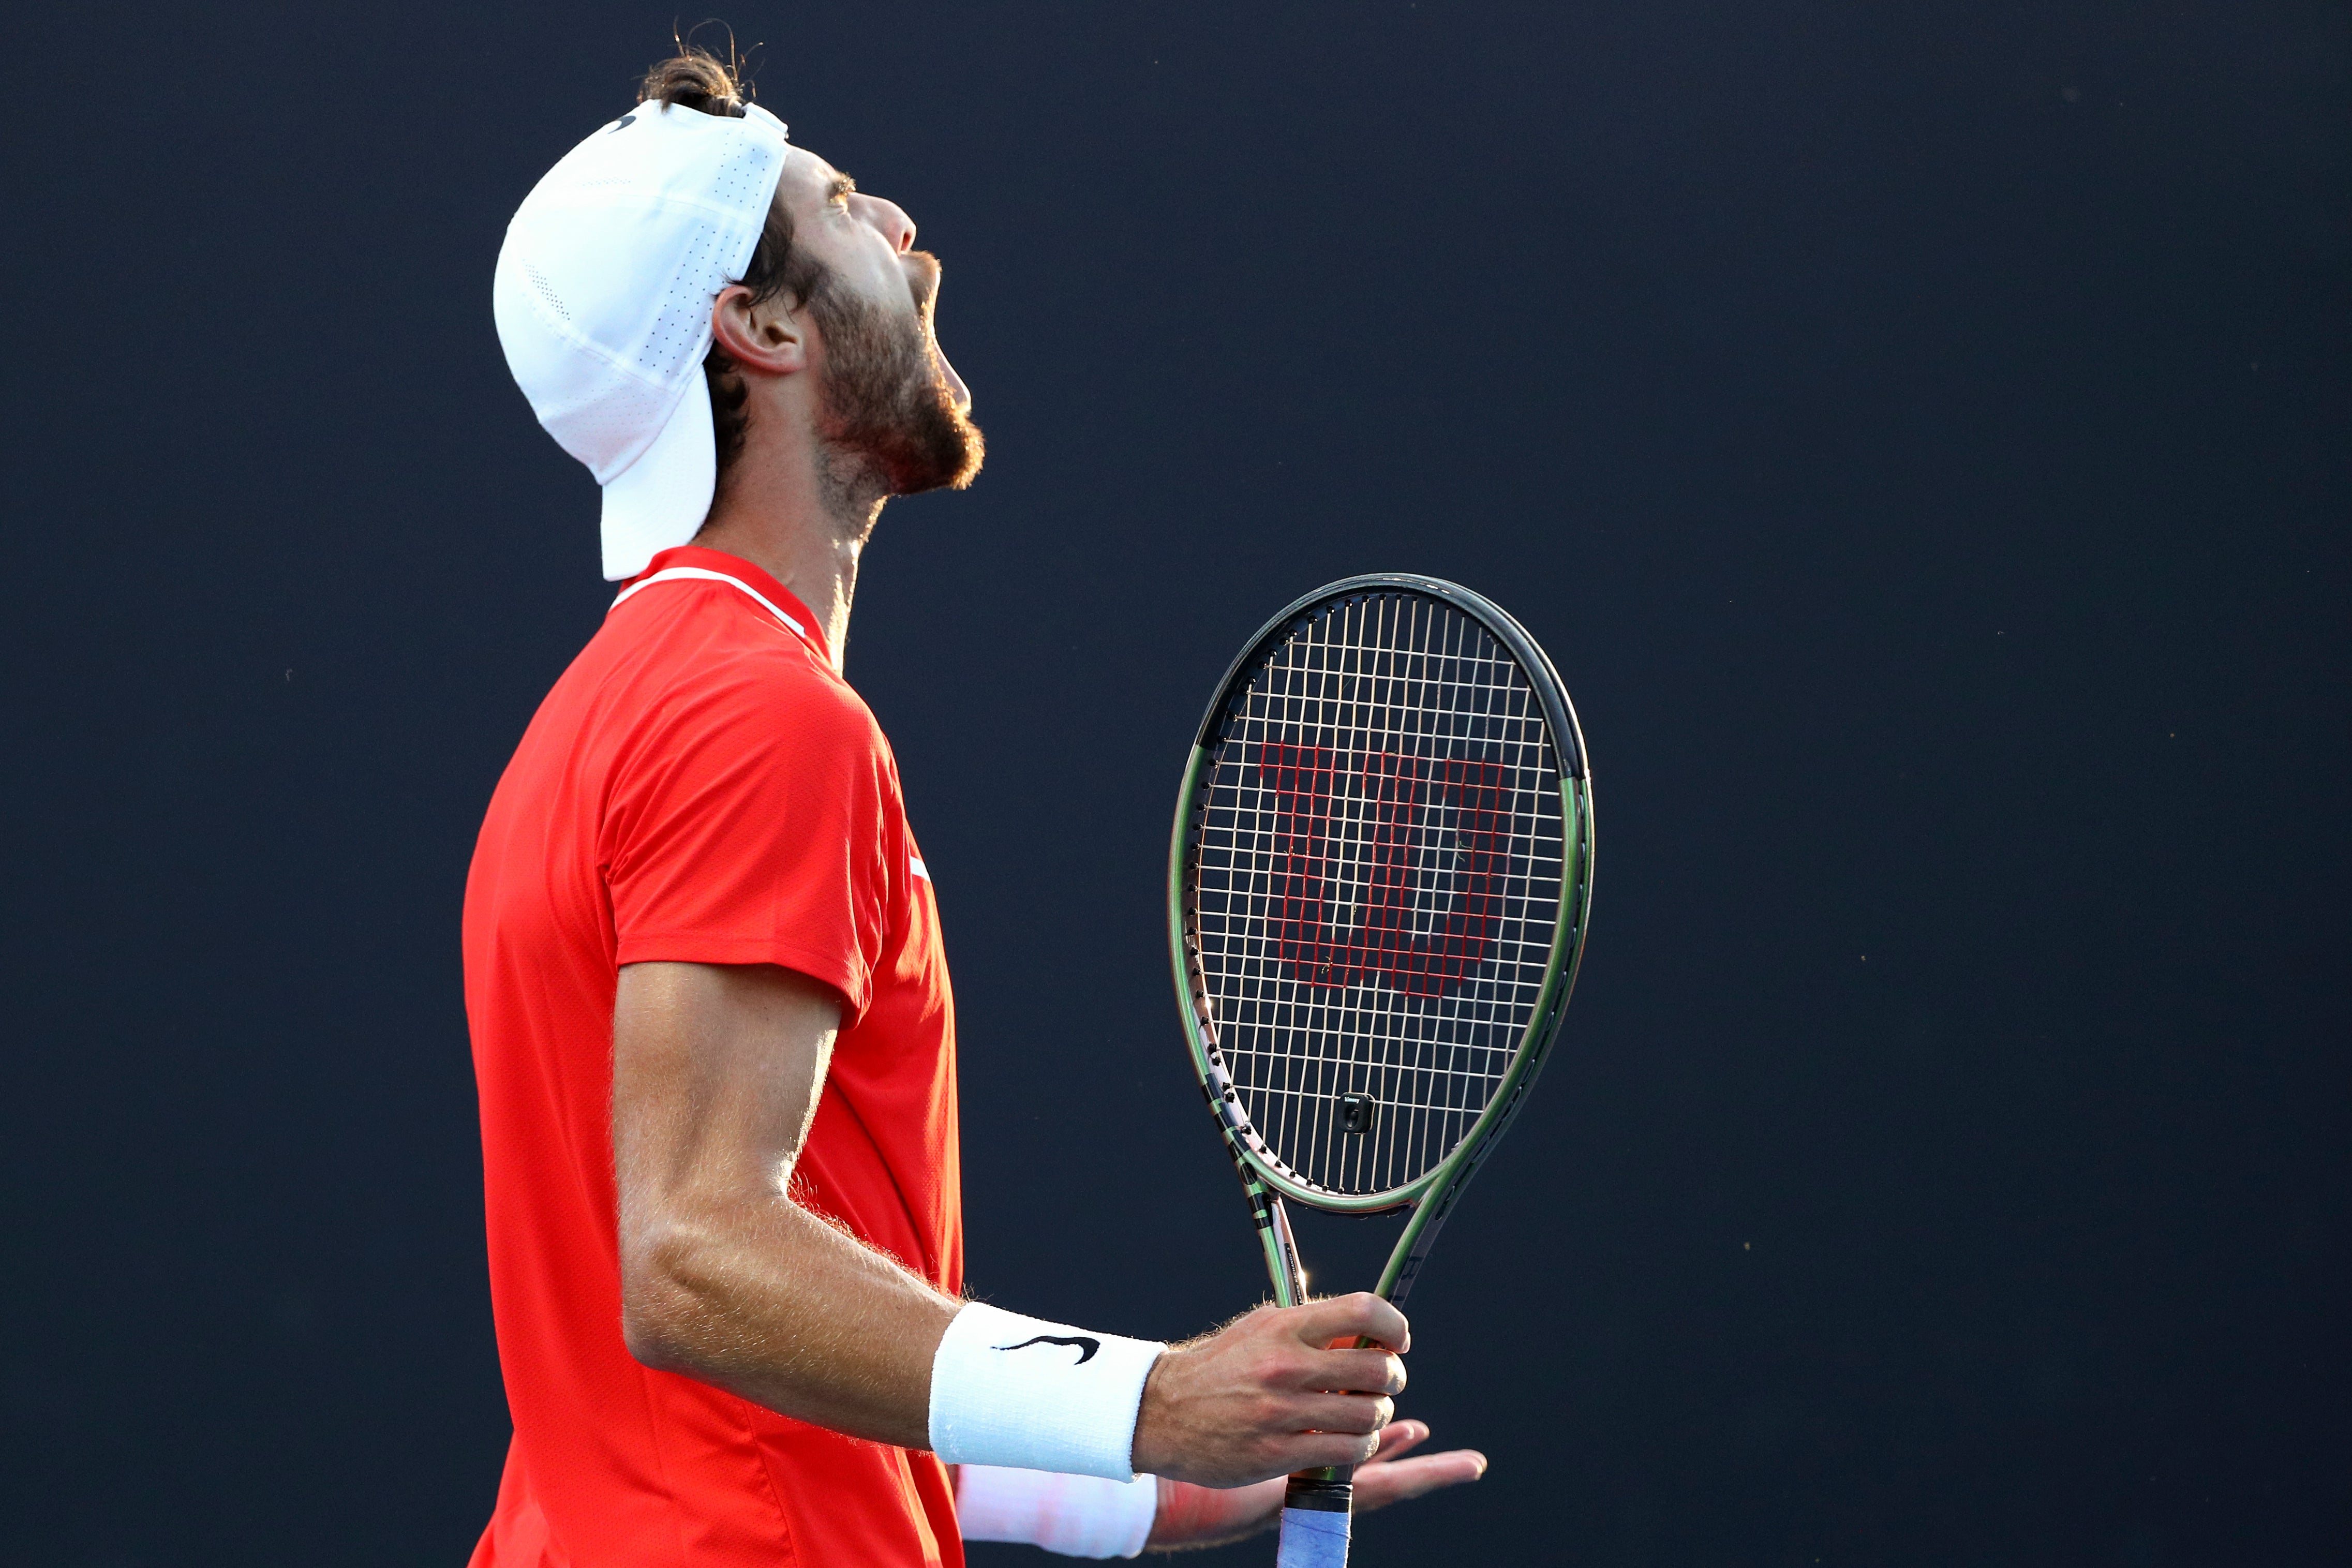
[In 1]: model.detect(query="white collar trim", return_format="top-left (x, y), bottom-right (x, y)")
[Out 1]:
top-left (612, 565), bottom-right (824, 661)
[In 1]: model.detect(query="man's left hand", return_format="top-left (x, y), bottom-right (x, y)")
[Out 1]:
top-left (1143, 1420), bottom-right (1486, 1553)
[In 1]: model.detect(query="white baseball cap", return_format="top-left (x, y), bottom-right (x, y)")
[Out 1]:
top-left (493, 99), bottom-right (791, 580)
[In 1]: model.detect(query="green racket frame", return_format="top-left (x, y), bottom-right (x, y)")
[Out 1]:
top-left (1166, 573), bottom-right (1596, 1312)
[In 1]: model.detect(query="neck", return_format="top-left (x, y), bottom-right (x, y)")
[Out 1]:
top-left (691, 436), bottom-right (885, 670)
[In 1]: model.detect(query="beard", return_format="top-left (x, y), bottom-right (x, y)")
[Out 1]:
top-left (808, 274), bottom-right (984, 499)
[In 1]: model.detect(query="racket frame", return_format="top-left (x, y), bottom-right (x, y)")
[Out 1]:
top-left (1167, 573), bottom-right (1595, 1302)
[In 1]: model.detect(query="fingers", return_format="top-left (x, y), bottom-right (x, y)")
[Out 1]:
top-left (1296, 1291), bottom-right (1411, 1353)
top-left (1128, 1297), bottom-right (1419, 1488)
top-left (1293, 1346), bottom-right (1405, 1397)
top-left (1288, 1428), bottom-right (1390, 1469)
top-left (1351, 1448), bottom-right (1490, 1514)
top-left (1368, 1418), bottom-right (1430, 1462)
top-left (1293, 1392), bottom-right (1396, 1438)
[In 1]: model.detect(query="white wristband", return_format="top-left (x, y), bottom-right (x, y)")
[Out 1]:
top-left (928, 1301), bottom-right (1165, 1480)
top-left (955, 1464), bottom-right (1158, 1559)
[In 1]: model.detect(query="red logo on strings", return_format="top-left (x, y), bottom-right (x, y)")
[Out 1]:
top-left (1257, 745), bottom-right (1516, 997)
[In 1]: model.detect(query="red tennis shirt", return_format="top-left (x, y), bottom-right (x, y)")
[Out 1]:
top-left (463, 545), bottom-right (964, 1567)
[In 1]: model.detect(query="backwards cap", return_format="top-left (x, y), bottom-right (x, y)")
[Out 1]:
top-left (493, 99), bottom-right (790, 580)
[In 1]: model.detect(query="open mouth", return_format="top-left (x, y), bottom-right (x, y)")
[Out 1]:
top-left (905, 253), bottom-right (971, 414)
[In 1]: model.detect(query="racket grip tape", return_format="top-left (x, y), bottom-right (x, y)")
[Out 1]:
top-left (1275, 1476), bottom-right (1353, 1567)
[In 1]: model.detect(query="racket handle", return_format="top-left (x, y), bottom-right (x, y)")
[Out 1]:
top-left (1275, 1474), bottom-right (1353, 1567)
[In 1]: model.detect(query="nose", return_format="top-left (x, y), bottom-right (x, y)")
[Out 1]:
top-left (850, 192), bottom-right (916, 254)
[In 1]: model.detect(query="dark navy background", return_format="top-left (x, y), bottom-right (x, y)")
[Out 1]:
top-left (4, 4), bottom-right (2345, 1563)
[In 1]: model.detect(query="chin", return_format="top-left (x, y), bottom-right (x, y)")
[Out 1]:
top-left (885, 382), bottom-right (985, 496)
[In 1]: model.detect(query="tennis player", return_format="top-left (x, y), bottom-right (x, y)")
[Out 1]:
top-left (465, 47), bottom-right (1486, 1564)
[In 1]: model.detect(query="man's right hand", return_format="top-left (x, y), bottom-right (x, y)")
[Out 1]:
top-left (1130, 1293), bottom-right (1412, 1488)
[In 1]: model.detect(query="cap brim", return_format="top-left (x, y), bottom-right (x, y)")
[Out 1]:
top-left (600, 370), bottom-right (717, 581)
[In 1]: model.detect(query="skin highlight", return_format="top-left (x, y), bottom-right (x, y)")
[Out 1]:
top-left (611, 133), bottom-right (1486, 1547)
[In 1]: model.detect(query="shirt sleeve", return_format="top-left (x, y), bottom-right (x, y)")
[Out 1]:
top-left (601, 661), bottom-right (895, 1023)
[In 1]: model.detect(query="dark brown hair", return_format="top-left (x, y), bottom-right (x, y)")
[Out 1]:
top-left (637, 46), bottom-right (828, 480)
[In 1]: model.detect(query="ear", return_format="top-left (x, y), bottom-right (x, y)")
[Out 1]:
top-left (710, 284), bottom-right (808, 376)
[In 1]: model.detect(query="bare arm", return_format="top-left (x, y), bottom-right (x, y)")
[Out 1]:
top-left (614, 960), bottom-right (958, 1445)
top-left (614, 959), bottom-right (1423, 1482)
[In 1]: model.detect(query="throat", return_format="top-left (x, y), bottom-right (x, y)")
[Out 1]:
top-left (690, 498), bottom-right (871, 673)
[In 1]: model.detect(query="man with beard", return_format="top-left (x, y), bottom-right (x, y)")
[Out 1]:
top-left (466, 48), bottom-right (1484, 1566)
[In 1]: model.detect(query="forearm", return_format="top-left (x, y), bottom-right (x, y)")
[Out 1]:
top-left (622, 1185), bottom-right (959, 1446)
top-left (1144, 1475), bottom-right (1282, 1552)
top-left (610, 959), bottom-right (1415, 1484)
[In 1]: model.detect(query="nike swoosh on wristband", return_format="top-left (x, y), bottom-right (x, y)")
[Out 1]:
top-left (993, 1334), bottom-right (1102, 1365)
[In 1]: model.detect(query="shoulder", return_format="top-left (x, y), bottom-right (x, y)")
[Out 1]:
top-left (614, 629), bottom-right (894, 812)
top-left (648, 650), bottom-right (888, 783)
top-left (599, 585), bottom-right (870, 737)
top-left (586, 583), bottom-right (903, 813)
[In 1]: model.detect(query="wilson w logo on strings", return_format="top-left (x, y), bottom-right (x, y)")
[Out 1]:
top-left (1249, 744), bottom-right (1522, 998)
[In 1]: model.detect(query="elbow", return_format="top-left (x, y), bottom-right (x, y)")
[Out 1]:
top-left (620, 1296), bottom-right (691, 1373)
top-left (617, 1221), bottom-right (702, 1373)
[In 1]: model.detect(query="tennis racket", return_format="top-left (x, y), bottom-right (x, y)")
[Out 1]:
top-left (1165, 574), bottom-right (1594, 1567)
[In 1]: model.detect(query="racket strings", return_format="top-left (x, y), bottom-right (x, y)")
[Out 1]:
top-left (1192, 592), bottom-right (1566, 1197)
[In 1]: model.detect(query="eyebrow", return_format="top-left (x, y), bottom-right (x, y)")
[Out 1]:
top-left (825, 172), bottom-right (857, 204)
